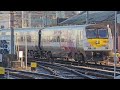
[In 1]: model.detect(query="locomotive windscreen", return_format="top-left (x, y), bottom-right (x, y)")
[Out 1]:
top-left (86, 29), bottom-right (97, 38)
top-left (98, 29), bottom-right (108, 38)
top-left (86, 29), bottom-right (108, 38)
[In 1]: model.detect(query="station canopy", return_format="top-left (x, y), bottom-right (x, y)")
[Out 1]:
top-left (59, 11), bottom-right (120, 25)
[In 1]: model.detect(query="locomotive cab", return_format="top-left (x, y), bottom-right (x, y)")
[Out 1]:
top-left (84, 25), bottom-right (113, 62)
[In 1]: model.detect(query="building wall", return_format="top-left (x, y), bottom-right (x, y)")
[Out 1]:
top-left (0, 14), bottom-right (10, 29)
top-left (0, 11), bottom-right (78, 28)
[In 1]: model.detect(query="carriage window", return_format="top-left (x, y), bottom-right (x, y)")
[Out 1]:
top-left (42, 38), bottom-right (46, 42)
top-left (42, 36), bottom-right (50, 42)
top-left (51, 36), bottom-right (56, 42)
top-left (50, 36), bottom-right (61, 42)
top-left (42, 36), bottom-right (46, 42)
top-left (6, 32), bottom-right (10, 35)
top-left (61, 38), bottom-right (64, 42)
top-left (47, 36), bottom-right (50, 42)
top-left (79, 31), bottom-right (81, 40)
top-left (1, 32), bottom-right (6, 35)
top-left (20, 36), bottom-right (24, 42)
top-left (27, 35), bottom-right (31, 42)
top-left (80, 31), bottom-right (83, 39)
top-left (61, 36), bottom-right (67, 42)
top-left (17, 35), bottom-right (21, 42)
top-left (49, 36), bottom-right (53, 42)
top-left (57, 36), bottom-right (60, 42)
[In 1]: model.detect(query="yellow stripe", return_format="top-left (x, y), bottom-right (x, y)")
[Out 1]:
top-left (87, 38), bottom-right (109, 48)
top-left (0, 67), bottom-right (5, 74)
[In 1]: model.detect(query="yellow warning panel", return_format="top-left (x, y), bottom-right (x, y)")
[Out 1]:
top-left (31, 62), bottom-right (37, 68)
top-left (0, 67), bottom-right (5, 75)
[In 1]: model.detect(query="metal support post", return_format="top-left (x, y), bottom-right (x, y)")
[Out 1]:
top-left (15, 33), bottom-right (18, 60)
top-left (45, 11), bottom-right (48, 27)
top-left (28, 13), bottom-right (31, 28)
top-left (25, 35), bottom-right (27, 70)
top-left (10, 11), bottom-right (14, 54)
top-left (86, 11), bottom-right (89, 25)
top-left (114, 11), bottom-right (117, 79)
top-left (22, 11), bottom-right (24, 28)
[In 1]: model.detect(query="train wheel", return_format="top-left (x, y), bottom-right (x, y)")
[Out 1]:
top-left (95, 61), bottom-right (97, 64)
top-left (79, 53), bottom-right (85, 64)
top-left (74, 53), bottom-right (79, 61)
top-left (74, 53), bottom-right (85, 64)
top-left (46, 52), bottom-right (50, 59)
top-left (47, 51), bottom-right (54, 63)
top-left (68, 52), bottom-right (72, 59)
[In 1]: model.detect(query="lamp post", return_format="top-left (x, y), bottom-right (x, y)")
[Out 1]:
top-left (28, 13), bottom-right (31, 28)
top-left (25, 34), bottom-right (27, 70)
top-left (10, 11), bottom-right (14, 54)
top-left (45, 11), bottom-right (48, 27)
top-left (86, 11), bottom-right (89, 24)
top-left (114, 11), bottom-right (117, 79)
top-left (22, 11), bottom-right (24, 28)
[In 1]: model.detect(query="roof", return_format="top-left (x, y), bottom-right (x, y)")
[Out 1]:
top-left (59, 11), bottom-right (116, 25)
top-left (42, 24), bottom-right (91, 31)
top-left (41, 24), bottom-right (108, 31)
top-left (0, 27), bottom-right (41, 32)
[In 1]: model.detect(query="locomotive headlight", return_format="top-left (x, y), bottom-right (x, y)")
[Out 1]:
top-left (86, 42), bottom-right (91, 47)
top-left (88, 46), bottom-right (91, 49)
top-left (94, 47), bottom-right (96, 49)
top-left (105, 46), bottom-right (108, 49)
top-left (105, 44), bottom-right (109, 49)
top-left (86, 43), bottom-right (91, 49)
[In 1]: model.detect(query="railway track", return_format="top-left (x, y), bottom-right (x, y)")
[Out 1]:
top-left (28, 58), bottom-right (120, 79)
top-left (54, 63), bottom-right (116, 79)
top-left (37, 61), bottom-right (96, 79)
top-left (5, 68), bottom-right (64, 79)
top-left (6, 72), bottom-right (35, 79)
top-left (37, 64), bottom-right (61, 76)
top-left (36, 58), bottom-right (120, 73)
top-left (33, 62), bottom-right (94, 79)
top-left (38, 61), bottom-right (118, 79)
top-left (28, 62), bottom-right (61, 76)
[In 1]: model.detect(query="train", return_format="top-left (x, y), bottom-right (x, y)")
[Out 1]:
top-left (0, 28), bottom-right (40, 55)
top-left (0, 24), bottom-right (113, 63)
top-left (40, 24), bottom-right (113, 63)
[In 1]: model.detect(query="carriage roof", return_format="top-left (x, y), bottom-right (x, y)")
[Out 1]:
top-left (41, 25), bottom-right (91, 31)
